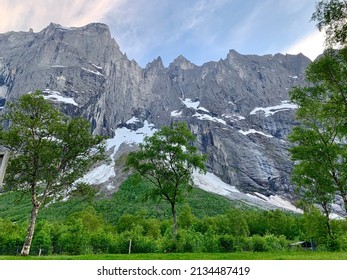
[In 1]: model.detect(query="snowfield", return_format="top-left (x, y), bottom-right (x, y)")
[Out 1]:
top-left (80, 120), bottom-right (302, 213)
top-left (250, 100), bottom-right (298, 117)
top-left (238, 129), bottom-right (273, 138)
top-left (42, 89), bottom-right (78, 106)
top-left (80, 120), bottom-right (156, 185)
top-left (193, 171), bottom-right (302, 213)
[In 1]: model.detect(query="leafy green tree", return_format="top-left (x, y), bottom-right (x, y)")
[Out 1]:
top-left (125, 122), bottom-right (206, 241)
top-left (288, 53), bottom-right (347, 237)
top-left (288, 1), bottom-right (347, 238)
top-left (178, 203), bottom-right (196, 229)
top-left (0, 91), bottom-right (105, 256)
top-left (312, 0), bottom-right (347, 47)
top-left (289, 48), bottom-right (347, 215)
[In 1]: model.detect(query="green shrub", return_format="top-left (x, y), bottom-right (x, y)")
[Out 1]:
top-left (56, 219), bottom-right (90, 255)
top-left (176, 229), bottom-right (204, 253)
top-left (218, 235), bottom-right (235, 252)
top-left (90, 231), bottom-right (116, 254)
top-left (159, 236), bottom-right (177, 253)
top-left (131, 236), bottom-right (158, 253)
top-left (202, 231), bottom-right (220, 253)
top-left (335, 234), bottom-right (347, 251)
top-left (263, 234), bottom-right (288, 252)
top-left (251, 235), bottom-right (267, 252)
top-left (0, 219), bottom-right (25, 255)
top-left (31, 221), bottom-right (53, 255)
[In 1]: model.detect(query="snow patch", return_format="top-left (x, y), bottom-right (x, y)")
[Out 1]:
top-left (89, 61), bottom-right (103, 70)
top-left (81, 67), bottom-right (103, 76)
top-left (126, 116), bottom-right (140, 124)
top-left (197, 106), bottom-right (210, 113)
top-left (82, 164), bottom-right (115, 185)
top-left (106, 120), bottom-right (156, 151)
top-left (247, 192), bottom-right (303, 213)
top-left (250, 101), bottom-right (298, 117)
top-left (193, 171), bottom-right (239, 196)
top-left (238, 129), bottom-right (273, 138)
top-left (56, 75), bottom-right (66, 82)
top-left (193, 113), bottom-right (226, 125)
top-left (42, 90), bottom-right (78, 106)
top-left (222, 114), bottom-right (245, 122)
top-left (194, 172), bottom-right (303, 213)
top-left (180, 98), bottom-right (200, 110)
top-left (81, 121), bottom-right (157, 185)
top-left (171, 110), bottom-right (183, 117)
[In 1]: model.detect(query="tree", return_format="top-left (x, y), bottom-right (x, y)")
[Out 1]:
top-left (125, 122), bottom-right (206, 241)
top-left (312, 0), bottom-right (347, 47)
top-left (288, 1), bottom-right (347, 239)
top-left (0, 91), bottom-right (105, 256)
top-left (288, 50), bottom-right (347, 236)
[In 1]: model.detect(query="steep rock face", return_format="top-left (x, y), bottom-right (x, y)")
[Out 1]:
top-left (0, 23), bottom-right (312, 198)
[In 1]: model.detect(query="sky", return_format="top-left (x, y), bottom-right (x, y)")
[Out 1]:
top-left (0, 0), bottom-right (325, 67)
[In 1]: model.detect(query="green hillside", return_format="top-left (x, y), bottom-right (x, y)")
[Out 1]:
top-left (0, 175), bottom-right (241, 224)
top-left (1, 176), bottom-right (347, 256)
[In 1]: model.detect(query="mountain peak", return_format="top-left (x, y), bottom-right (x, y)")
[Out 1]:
top-left (145, 56), bottom-right (164, 69)
top-left (170, 55), bottom-right (196, 70)
top-left (43, 22), bottom-right (111, 36)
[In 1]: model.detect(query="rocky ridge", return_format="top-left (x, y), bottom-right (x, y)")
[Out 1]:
top-left (0, 23), bottom-right (313, 210)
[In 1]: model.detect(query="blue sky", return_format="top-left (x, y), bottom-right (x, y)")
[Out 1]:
top-left (0, 0), bottom-right (324, 67)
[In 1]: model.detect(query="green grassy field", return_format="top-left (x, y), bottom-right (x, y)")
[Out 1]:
top-left (1, 252), bottom-right (347, 260)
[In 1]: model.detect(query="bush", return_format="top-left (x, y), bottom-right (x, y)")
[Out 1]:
top-left (31, 221), bottom-right (53, 255)
top-left (218, 235), bottom-right (235, 252)
top-left (233, 236), bottom-right (253, 252)
top-left (251, 235), bottom-right (267, 252)
top-left (202, 231), bottom-right (220, 253)
top-left (335, 234), bottom-right (347, 251)
top-left (111, 233), bottom-right (131, 254)
top-left (159, 236), bottom-right (177, 253)
top-left (0, 219), bottom-right (25, 255)
top-left (131, 236), bottom-right (158, 253)
top-left (263, 234), bottom-right (288, 252)
top-left (56, 219), bottom-right (90, 255)
top-left (90, 231), bottom-right (116, 254)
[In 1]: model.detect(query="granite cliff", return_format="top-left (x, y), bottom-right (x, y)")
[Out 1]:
top-left (0, 23), bottom-right (312, 209)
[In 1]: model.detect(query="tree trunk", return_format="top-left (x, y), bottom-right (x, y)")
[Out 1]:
top-left (21, 205), bottom-right (39, 256)
top-left (322, 205), bottom-right (333, 238)
top-left (171, 203), bottom-right (177, 242)
top-left (340, 191), bottom-right (347, 213)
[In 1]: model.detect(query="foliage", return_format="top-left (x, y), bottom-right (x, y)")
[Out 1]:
top-left (0, 91), bottom-right (106, 255)
top-left (125, 122), bottom-right (206, 240)
top-left (288, 48), bottom-right (347, 237)
top-left (312, 0), bottom-right (347, 47)
top-left (288, 2), bottom-right (347, 244)
top-left (2, 171), bottom-right (347, 255)
top-left (1, 201), bottom-right (347, 255)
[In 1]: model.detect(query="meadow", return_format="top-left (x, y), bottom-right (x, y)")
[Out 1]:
top-left (1, 251), bottom-right (347, 260)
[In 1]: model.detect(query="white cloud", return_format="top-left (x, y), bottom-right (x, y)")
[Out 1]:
top-left (0, 0), bottom-right (120, 33)
top-left (284, 30), bottom-right (325, 61)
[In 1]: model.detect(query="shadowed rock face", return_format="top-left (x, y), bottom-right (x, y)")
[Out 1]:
top-left (0, 23), bottom-right (312, 198)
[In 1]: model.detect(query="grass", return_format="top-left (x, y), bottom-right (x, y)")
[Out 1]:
top-left (1, 252), bottom-right (347, 260)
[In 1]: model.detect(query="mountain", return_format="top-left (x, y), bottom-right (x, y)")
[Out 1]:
top-left (0, 23), bottom-right (313, 211)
